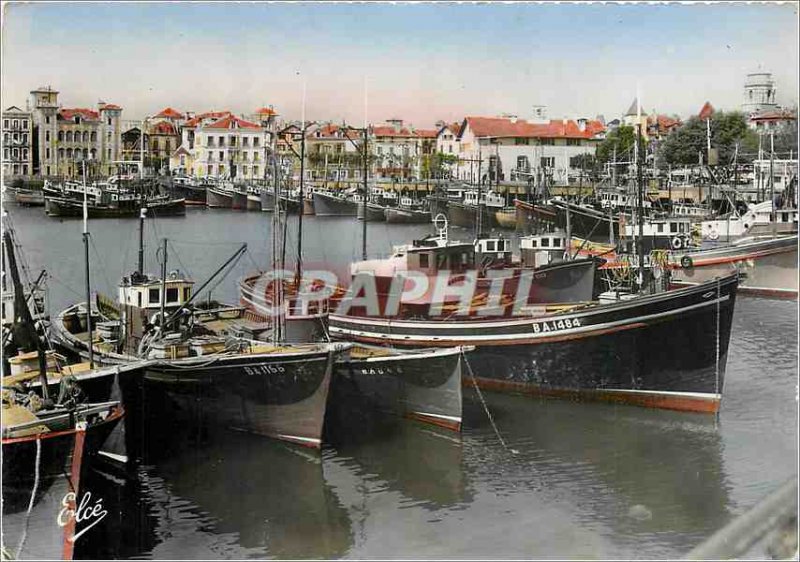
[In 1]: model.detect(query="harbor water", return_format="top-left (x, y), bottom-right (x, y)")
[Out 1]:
top-left (5, 205), bottom-right (798, 559)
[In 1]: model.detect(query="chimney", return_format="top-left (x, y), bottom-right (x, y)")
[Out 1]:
top-left (577, 118), bottom-right (587, 132)
top-left (531, 105), bottom-right (548, 124)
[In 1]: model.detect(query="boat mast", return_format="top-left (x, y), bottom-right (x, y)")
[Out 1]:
top-left (770, 130), bottom-right (776, 238)
top-left (476, 145), bottom-right (483, 239)
top-left (159, 238), bottom-right (167, 327)
top-left (362, 78), bottom-right (368, 261)
top-left (138, 119), bottom-right (147, 275)
top-left (82, 156), bottom-right (94, 368)
top-left (635, 100), bottom-right (646, 290)
top-left (295, 81), bottom-right (307, 287)
top-left (3, 229), bottom-right (50, 401)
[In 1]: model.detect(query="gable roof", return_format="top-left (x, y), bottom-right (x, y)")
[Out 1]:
top-left (172, 146), bottom-right (191, 157)
top-left (254, 106), bottom-right (277, 116)
top-left (463, 116), bottom-right (605, 140)
top-left (698, 101), bottom-right (715, 120)
top-left (155, 107), bottom-right (184, 119)
top-left (414, 129), bottom-right (439, 139)
top-left (372, 125), bottom-right (416, 138)
top-left (4, 106), bottom-right (26, 113)
top-left (184, 111), bottom-right (232, 128)
top-left (100, 103), bottom-right (122, 111)
top-left (150, 120), bottom-right (178, 135)
top-left (58, 108), bottom-right (100, 121)
top-left (204, 115), bottom-right (261, 130)
top-left (625, 98), bottom-right (645, 117)
top-left (750, 109), bottom-right (796, 121)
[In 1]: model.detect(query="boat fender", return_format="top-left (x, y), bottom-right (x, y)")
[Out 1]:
top-left (670, 236), bottom-right (684, 250)
top-left (680, 255), bottom-right (693, 269)
top-left (708, 229), bottom-right (719, 241)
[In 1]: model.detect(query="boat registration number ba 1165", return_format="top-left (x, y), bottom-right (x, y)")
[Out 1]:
top-left (531, 317), bottom-right (581, 334)
top-left (244, 364), bottom-right (287, 376)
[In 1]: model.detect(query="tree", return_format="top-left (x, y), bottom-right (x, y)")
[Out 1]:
top-left (595, 125), bottom-right (638, 166)
top-left (569, 153), bottom-right (600, 182)
top-left (422, 152), bottom-right (458, 179)
top-left (657, 111), bottom-right (758, 167)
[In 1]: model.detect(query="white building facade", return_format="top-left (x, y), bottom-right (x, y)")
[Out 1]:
top-left (2, 106), bottom-right (33, 177)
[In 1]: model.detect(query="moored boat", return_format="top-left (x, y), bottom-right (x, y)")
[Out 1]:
top-left (312, 189), bottom-right (360, 216)
top-left (328, 272), bottom-right (740, 414)
top-left (45, 195), bottom-right (186, 218)
top-left (205, 184), bottom-right (233, 208)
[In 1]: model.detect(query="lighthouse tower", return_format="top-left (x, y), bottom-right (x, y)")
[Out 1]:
top-left (742, 71), bottom-right (778, 116)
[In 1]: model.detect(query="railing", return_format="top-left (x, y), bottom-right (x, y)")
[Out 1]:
top-left (684, 477), bottom-right (797, 560)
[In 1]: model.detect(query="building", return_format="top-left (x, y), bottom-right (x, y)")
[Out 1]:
top-left (748, 109), bottom-right (797, 132)
top-left (622, 98), bottom-right (649, 137)
top-left (28, 86), bottom-right (123, 177)
top-left (453, 112), bottom-right (605, 186)
top-left (372, 119), bottom-right (422, 181)
top-left (171, 110), bottom-right (274, 180)
top-left (742, 71), bottom-right (778, 115)
top-left (304, 123), bottom-right (362, 183)
top-left (2, 106), bottom-right (33, 177)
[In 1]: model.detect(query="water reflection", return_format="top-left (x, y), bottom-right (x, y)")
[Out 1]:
top-left (463, 391), bottom-right (732, 554)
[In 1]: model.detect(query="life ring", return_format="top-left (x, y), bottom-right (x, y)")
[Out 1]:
top-left (680, 255), bottom-right (693, 269)
top-left (708, 229), bottom-right (719, 241)
top-left (670, 236), bottom-right (684, 250)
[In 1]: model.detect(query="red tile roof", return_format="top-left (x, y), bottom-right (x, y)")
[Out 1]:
top-left (58, 108), bottom-right (100, 121)
top-left (309, 124), bottom-right (352, 139)
top-left (204, 115), bottom-right (261, 130)
top-left (184, 111), bottom-right (232, 128)
top-left (750, 110), bottom-right (796, 121)
top-left (150, 120), bottom-right (178, 135)
top-left (415, 129), bottom-right (439, 139)
top-left (101, 103), bottom-right (122, 110)
top-left (463, 117), bottom-right (605, 139)
top-left (155, 107), bottom-right (184, 119)
top-left (254, 106), bottom-right (277, 115)
top-left (372, 126), bottom-right (416, 138)
top-left (698, 101), bottom-right (715, 120)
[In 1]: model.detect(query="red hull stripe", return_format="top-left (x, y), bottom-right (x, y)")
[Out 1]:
top-left (465, 376), bottom-right (721, 414)
top-left (404, 411), bottom-right (462, 432)
top-left (62, 425), bottom-right (87, 560)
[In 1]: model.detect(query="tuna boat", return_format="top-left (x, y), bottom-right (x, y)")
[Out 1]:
top-left (205, 181), bottom-right (247, 209)
top-left (514, 198), bottom-right (558, 233)
top-left (669, 234), bottom-right (798, 298)
top-left (166, 175), bottom-right (207, 205)
top-left (312, 188), bottom-right (361, 216)
top-left (329, 271), bottom-right (739, 414)
top-left (385, 195), bottom-right (430, 224)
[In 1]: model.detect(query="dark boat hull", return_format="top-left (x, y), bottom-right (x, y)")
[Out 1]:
top-left (385, 207), bottom-right (430, 224)
top-left (141, 349), bottom-right (340, 448)
top-left (312, 192), bottom-right (359, 216)
top-left (552, 200), bottom-right (620, 239)
top-left (206, 187), bottom-right (233, 208)
top-left (330, 347), bottom-right (465, 431)
top-left (328, 274), bottom-right (739, 413)
top-left (260, 191), bottom-right (302, 213)
top-left (14, 189), bottom-right (46, 207)
top-left (45, 197), bottom-right (186, 218)
top-left (168, 184), bottom-right (207, 205)
top-left (357, 202), bottom-right (387, 222)
top-left (2, 405), bottom-right (124, 560)
top-left (426, 195), bottom-right (449, 219)
top-left (246, 195), bottom-right (262, 211)
top-left (447, 201), bottom-right (497, 230)
top-left (514, 199), bottom-right (558, 233)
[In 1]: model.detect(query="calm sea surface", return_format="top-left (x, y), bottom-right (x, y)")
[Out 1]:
top-left (5, 204), bottom-right (798, 560)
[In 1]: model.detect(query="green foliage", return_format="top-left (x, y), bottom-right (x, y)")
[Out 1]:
top-left (421, 152), bottom-right (458, 179)
top-left (596, 125), bottom-right (638, 165)
top-left (769, 120), bottom-right (799, 157)
top-left (657, 111), bottom-right (759, 167)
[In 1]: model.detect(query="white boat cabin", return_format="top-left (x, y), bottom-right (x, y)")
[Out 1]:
top-left (119, 272), bottom-right (195, 311)
top-left (519, 231), bottom-right (569, 267)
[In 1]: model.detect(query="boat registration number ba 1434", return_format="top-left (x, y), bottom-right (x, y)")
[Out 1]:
top-left (530, 317), bottom-right (581, 334)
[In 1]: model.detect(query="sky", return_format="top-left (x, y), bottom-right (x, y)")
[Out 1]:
top-left (2, 2), bottom-right (798, 128)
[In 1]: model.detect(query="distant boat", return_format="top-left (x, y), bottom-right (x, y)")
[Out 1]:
top-left (11, 188), bottom-right (45, 207)
top-left (45, 195), bottom-right (185, 218)
top-left (312, 189), bottom-right (360, 216)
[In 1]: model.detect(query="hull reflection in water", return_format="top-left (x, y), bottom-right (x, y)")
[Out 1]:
top-left (78, 430), bottom-right (353, 559)
top-left (461, 392), bottom-right (732, 556)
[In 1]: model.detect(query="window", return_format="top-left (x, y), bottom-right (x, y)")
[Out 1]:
top-left (657, 223), bottom-right (664, 233)
top-left (91, 131), bottom-right (97, 142)
top-left (183, 287), bottom-right (190, 301)
top-left (180, 155), bottom-right (186, 166)
top-left (46, 130), bottom-right (51, 142)
top-left (208, 164), bottom-right (215, 175)
top-left (219, 151), bottom-right (224, 160)
top-left (66, 148), bottom-right (73, 159)
top-left (2, 119), bottom-right (7, 128)
top-left (242, 166), bottom-right (248, 176)
top-left (253, 165), bottom-right (259, 176)
top-left (46, 148), bottom-right (51, 159)
top-left (229, 136), bottom-right (236, 147)
top-left (218, 136), bottom-right (224, 147)
top-left (149, 288), bottom-right (160, 304)
top-left (515, 138), bottom-right (529, 145)
top-left (46, 116), bottom-right (50, 124)
top-left (22, 134), bottom-right (28, 144)
top-left (486, 241), bottom-right (496, 251)
top-left (253, 137), bottom-right (259, 147)
top-left (107, 117), bottom-right (112, 126)
top-left (107, 132), bottom-right (111, 141)
top-left (517, 156), bottom-right (529, 170)
top-left (137, 292), bottom-right (142, 307)
top-left (13, 119), bottom-right (18, 128)
top-left (166, 287), bottom-right (179, 303)
top-left (542, 238), bottom-right (550, 247)
top-left (540, 138), bottom-right (554, 146)
top-left (242, 137), bottom-right (249, 147)
top-left (419, 253), bottom-right (429, 268)
top-left (567, 139), bottom-right (581, 146)
top-left (670, 223), bottom-right (677, 233)
top-left (540, 157), bottom-right (555, 168)
top-left (59, 148), bottom-right (65, 159)
top-left (107, 148), bottom-right (111, 158)
top-left (22, 120), bottom-right (27, 129)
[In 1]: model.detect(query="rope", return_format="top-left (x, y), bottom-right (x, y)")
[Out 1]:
top-left (715, 276), bottom-right (721, 397)
top-left (15, 437), bottom-right (42, 559)
top-left (460, 349), bottom-right (517, 455)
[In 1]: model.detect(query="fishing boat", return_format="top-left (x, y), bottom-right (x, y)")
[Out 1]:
top-left (700, 199), bottom-right (798, 242)
top-left (166, 175), bottom-right (207, 206)
top-left (12, 188), bottom-right (46, 207)
top-left (331, 344), bottom-right (468, 431)
top-left (669, 234), bottom-right (798, 298)
top-left (494, 206), bottom-right (517, 229)
top-left (205, 182), bottom-right (234, 208)
top-left (329, 272), bottom-right (739, 413)
top-left (514, 198), bottom-right (558, 233)
top-left (446, 189), bottom-right (503, 230)
top-left (550, 197), bottom-right (622, 239)
top-left (357, 200), bottom-right (388, 222)
top-left (312, 188), bottom-right (361, 216)
top-left (45, 194), bottom-right (185, 218)
top-left (1, 397), bottom-right (124, 561)
top-left (384, 195), bottom-right (430, 224)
